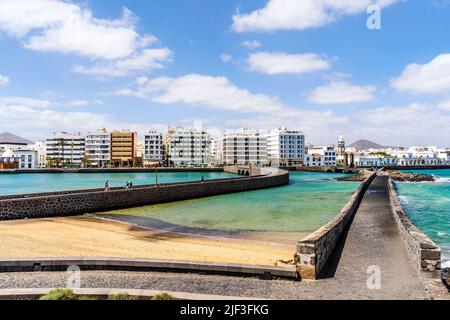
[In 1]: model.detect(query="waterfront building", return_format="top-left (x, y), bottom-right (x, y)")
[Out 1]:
top-left (85, 129), bottom-right (111, 168)
top-left (267, 127), bottom-right (305, 167)
top-left (31, 141), bottom-right (47, 168)
top-left (304, 145), bottom-right (336, 167)
top-left (45, 132), bottom-right (85, 167)
top-left (210, 137), bottom-right (223, 166)
top-left (110, 131), bottom-right (137, 167)
top-left (222, 129), bottom-right (268, 166)
top-left (354, 154), bottom-right (396, 168)
top-left (166, 126), bottom-right (211, 167)
top-left (0, 132), bottom-right (38, 169)
top-left (144, 130), bottom-right (165, 166)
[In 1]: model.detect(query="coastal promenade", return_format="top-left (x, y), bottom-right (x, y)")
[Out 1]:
top-left (318, 175), bottom-right (429, 298)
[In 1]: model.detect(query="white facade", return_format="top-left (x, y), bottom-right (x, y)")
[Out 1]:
top-left (304, 154), bottom-right (325, 167)
top-left (305, 145), bottom-right (336, 167)
top-left (354, 155), bottom-right (396, 168)
top-left (0, 149), bottom-right (38, 169)
top-left (166, 127), bottom-right (211, 167)
top-left (46, 132), bottom-right (85, 167)
top-left (85, 129), bottom-right (111, 167)
top-left (144, 131), bottom-right (165, 165)
top-left (210, 137), bottom-right (223, 165)
top-left (267, 127), bottom-right (305, 167)
top-left (222, 129), bottom-right (268, 166)
top-left (30, 141), bottom-right (47, 168)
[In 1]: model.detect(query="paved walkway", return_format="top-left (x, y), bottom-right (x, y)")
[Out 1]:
top-left (319, 175), bottom-right (429, 299)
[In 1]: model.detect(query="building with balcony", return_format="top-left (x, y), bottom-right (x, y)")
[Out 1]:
top-left (166, 126), bottom-right (211, 167)
top-left (85, 129), bottom-right (111, 168)
top-left (222, 129), bottom-right (267, 166)
top-left (267, 127), bottom-right (305, 167)
top-left (110, 131), bottom-right (137, 167)
top-left (144, 131), bottom-right (165, 166)
top-left (45, 132), bottom-right (85, 167)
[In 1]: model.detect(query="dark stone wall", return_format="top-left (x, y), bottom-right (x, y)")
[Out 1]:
top-left (0, 170), bottom-right (289, 221)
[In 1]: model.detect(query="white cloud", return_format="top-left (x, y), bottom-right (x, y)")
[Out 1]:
top-left (247, 51), bottom-right (330, 75)
top-left (114, 74), bottom-right (285, 113)
top-left (391, 53), bottom-right (450, 94)
top-left (0, 75), bottom-right (9, 85)
top-left (232, 0), bottom-right (399, 32)
top-left (241, 40), bottom-right (262, 49)
top-left (72, 48), bottom-right (173, 78)
top-left (0, 95), bottom-right (166, 140)
top-left (309, 81), bottom-right (376, 104)
top-left (220, 54), bottom-right (233, 63)
top-left (0, 0), bottom-right (171, 77)
top-left (0, 96), bottom-right (104, 109)
top-left (349, 102), bottom-right (450, 146)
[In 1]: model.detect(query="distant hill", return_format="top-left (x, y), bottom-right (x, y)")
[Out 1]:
top-left (348, 139), bottom-right (385, 150)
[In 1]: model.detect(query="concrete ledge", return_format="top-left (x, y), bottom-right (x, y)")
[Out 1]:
top-left (295, 172), bottom-right (377, 280)
top-left (0, 258), bottom-right (298, 280)
top-left (387, 179), bottom-right (441, 274)
top-left (0, 288), bottom-right (264, 300)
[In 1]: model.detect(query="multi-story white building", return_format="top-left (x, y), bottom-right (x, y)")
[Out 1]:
top-left (305, 145), bottom-right (336, 167)
top-left (210, 137), bottom-right (223, 165)
top-left (46, 132), bottom-right (85, 167)
top-left (31, 141), bottom-right (47, 168)
top-left (144, 130), bottom-right (165, 165)
top-left (0, 132), bottom-right (38, 169)
top-left (166, 126), bottom-right (211, 167)
top-left (85, 129), bottom-right (111, 168)
top-left (354, 154), bottom-right (396, 168)
top-left (267, 127), bottom-right (305, 167)
top-left (222, 129), bottom-right (268, 166)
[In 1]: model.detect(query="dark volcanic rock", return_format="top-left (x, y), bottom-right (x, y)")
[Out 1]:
top-left (388, 171), bottom-right (435, 182)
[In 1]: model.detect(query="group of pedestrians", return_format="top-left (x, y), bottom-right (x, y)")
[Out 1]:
top-left (104, 180), bottom-right (133, 191)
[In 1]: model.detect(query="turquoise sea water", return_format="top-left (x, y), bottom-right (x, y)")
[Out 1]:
top-left (396, 169), bottom-right (450, 265)
top-left (102, 172), bottom-right (359, 241)
top-left (0, 172), bottom-right (236, 196)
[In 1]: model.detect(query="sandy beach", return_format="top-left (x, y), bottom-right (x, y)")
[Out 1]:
top-left (0, 216), bottom-right (296, 266)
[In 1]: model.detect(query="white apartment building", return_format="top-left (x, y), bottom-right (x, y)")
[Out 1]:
top-left (222, 129), bottom-right (268, 166)
top-left (354, 154), bottom-right (396, 167)
top-left (144, 130), bottom-right (165, 165)
top-left (267, 127), bottom-right (305, 167)
top-left (390, 146), bottom-right (447, 166)
top-left (85, 129), bottom-right (111, 168)
top-left (46, 132), bottom-right (85, 167)
top-left (31, 141), bottom-right (47, 168)
top-left (166, 126), bottom-right (211, 167)
top-left (210, 137), bottom-right (223, 165)
top-left (0, 132), bottom-right (38, 169)
top-left (304, 145), bottom-right (336, 167)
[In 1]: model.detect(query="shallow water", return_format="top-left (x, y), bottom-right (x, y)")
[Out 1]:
top-left (102, 172), bottom-right (360, 242)
top-left (0, 171), bottom-right (235, 196)
top-left (396, 169), bottom-right (450, 265)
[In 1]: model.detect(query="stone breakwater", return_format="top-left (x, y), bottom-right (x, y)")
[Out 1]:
top-left (0, 168), bottom-right (289, 221)
top-left (295, 172), bottom-right (377, 280)
top-left (387, 179), bottom-right (441, 274)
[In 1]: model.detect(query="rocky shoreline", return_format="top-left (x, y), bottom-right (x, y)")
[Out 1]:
top-left (387, 171), bottom-right (435, 182)
top-left (336, 170), bottom-right (436, 182)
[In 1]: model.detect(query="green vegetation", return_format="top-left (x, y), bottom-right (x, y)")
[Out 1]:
top-left (39, 289), bottom-right (177, 300)
top-left (369, 152), bottom-right (390, 157)
top-left (152, 293), bottom-right (177, 300)
top-left (39, 289), bottom-right (96, 300)
top-left (107, 293), bottom-right (139, 300)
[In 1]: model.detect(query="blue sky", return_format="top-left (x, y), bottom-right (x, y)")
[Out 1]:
top-left (1, 0), bottom-right (450, 146)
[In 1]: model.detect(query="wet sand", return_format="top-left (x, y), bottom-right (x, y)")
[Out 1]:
top-left (0, 216), bottom-right (296, 267)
